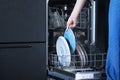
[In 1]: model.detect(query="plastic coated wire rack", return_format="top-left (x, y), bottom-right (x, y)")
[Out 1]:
top-left (48, 51), bottom-right (107, 80)
top-left (49, 52), bottom-right (106, 69)
top-left (77, 8), bottom-right (90, 29)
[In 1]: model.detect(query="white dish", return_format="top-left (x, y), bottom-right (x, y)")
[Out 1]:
top-left (56, 36), bottom-right (71, 67)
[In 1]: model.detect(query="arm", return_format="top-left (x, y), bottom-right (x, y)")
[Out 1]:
top-left (66, 0), bottom-right (86, 29)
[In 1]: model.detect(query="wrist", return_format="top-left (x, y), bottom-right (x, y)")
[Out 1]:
top-left (70, 12), bottom-right (79, 20)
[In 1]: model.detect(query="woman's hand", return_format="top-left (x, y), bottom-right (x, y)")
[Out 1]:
top-left (66, 0), bottom-right (86, 30)
top-left (66, 16), bottom-right (77, 30)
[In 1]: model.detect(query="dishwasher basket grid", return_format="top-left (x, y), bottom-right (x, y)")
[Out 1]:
top-left (49, 52), bottom-right (106, 70)
top-left (77, 7), bottom-right (90, 29)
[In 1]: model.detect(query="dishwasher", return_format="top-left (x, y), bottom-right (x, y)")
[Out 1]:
top-left (47, 0), bottom-right (109, 80)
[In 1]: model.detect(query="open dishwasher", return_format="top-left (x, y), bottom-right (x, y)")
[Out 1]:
top-left (47, 0), bottom-right (109, 80)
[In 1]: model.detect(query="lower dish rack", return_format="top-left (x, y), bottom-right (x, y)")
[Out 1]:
top-left (48, 52), bottom-right (106, 80)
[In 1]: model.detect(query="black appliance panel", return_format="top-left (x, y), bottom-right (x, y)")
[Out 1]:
top-left (0, 0), bottom-right (46, 42)
top-left (95, 0), bottom-right (109, 52)
top-left (0, 43), bottom-right (46, 80)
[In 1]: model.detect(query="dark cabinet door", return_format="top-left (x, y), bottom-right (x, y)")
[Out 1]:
top-left (0, 43), bottom-right (46, 80)
top-left (0, 0), bottom-right (46, 42)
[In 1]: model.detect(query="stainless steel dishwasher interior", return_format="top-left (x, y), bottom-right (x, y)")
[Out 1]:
top-left (47, 0), bottom-right (107, 80)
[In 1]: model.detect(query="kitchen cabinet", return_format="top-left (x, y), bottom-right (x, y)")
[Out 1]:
top-left (0, 43), bottom-right (46, 80)
top-left (0, 0), bottom-right (46, 42)
top-left (0, 0), bottom-right (47, 80)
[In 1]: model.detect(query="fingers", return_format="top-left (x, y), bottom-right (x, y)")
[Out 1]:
top-left (66, 22), bottom-right (72, 31)
top-left (66, 21), bottom-right (72, 30)
top-left (72, 21), bottom-right (76, 28)
top-left (66, 19), bottom-right (76, 31)
top-left (66, 25), bottom-right (69, 31)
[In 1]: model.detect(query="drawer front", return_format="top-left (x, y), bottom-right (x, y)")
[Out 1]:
top-left (0, 43), bottom-right (46, 80)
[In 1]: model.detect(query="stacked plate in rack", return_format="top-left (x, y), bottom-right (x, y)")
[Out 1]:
top-left (75, 41), bottom-right (88, 68)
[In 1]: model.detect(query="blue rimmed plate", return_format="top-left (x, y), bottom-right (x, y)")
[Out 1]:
top-left (64, 29), bottom-right (76, 54)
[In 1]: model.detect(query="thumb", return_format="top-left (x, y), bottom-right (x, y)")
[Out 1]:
top-left (66, 23), bottom-right (70, 31)
top-left (65, 25), bottom-right (69, 31)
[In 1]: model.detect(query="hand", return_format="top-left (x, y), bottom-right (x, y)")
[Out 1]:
top-left (65, 0), bottom-right (86, 30)
top-left (66, 16), bottom-right (77, 30)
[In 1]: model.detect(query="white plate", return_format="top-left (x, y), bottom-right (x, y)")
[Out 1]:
top-left (56, 36), bottom-right (71, 67)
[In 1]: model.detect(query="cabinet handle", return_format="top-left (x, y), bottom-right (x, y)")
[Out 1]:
top-left (0, 45), bottom-right (32, 49)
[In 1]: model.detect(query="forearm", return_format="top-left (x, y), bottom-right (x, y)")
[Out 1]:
top-left (70, 0), bottom-right (86, 18)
